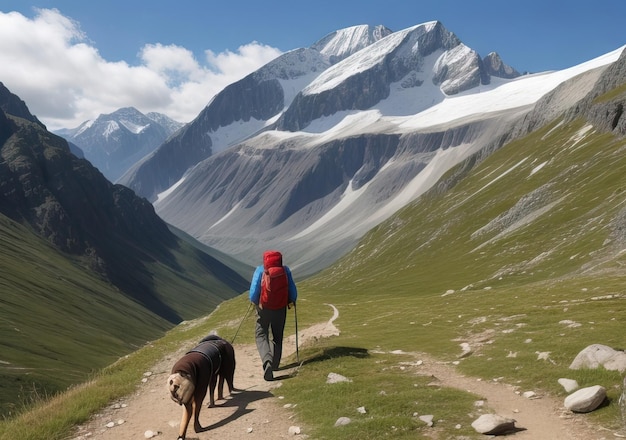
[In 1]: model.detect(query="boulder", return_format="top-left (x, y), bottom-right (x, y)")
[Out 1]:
top-left (564, 385), bottom-right (606, 413)
top-left (569, 344), bottom-right (626, 373)
top-left (471, 414), bottom-right (517, 435)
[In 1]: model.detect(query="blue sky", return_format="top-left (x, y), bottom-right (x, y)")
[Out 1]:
top-left (1, 1), bottom-right (624, 129)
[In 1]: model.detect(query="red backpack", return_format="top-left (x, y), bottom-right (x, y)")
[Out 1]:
top-left (260, 250), bottom-right (289, 310)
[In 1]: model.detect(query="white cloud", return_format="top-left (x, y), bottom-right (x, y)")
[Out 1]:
top-left (0, 9), bottom-right (282, 130)
top-left (205, 42), bottom-right (282, 77)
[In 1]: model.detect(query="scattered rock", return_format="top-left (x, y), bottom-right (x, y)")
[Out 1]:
top-left (105, 422), bottom-right (115, 428)
top-left (327, 372), bottom-right (352, 384)
top-left (471, 414), bottom-right (517, 435)
top-left (459, 342), bottom-right (472, 358)
top-left (356, 406), bottom-right (366, 414)
top-left (536, 351), bottom-right (551, 361)
top-left (144, 430), bottom-right (157, 438)
top-left (558, 378), bottom-right (579, 393)
top-left (288, 426), bottom-right (301, 435)
top-left (419, 415), bottom-right (434, 427)
top-left (569, 344), bottom-right (626, 373)
top-left (559, 319), bottom-right (582, 328)
top-left (246, 427), bottom-right (253, 433)
top-left (522, 391), bottom-right (537, 399)
top-left (564, 385), bottom-right (607, 413)
top-left (334, 417), bottom-right (351, 427)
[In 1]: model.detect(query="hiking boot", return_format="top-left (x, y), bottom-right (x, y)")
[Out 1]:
top-left (263, 362), bottom-right (273, 381)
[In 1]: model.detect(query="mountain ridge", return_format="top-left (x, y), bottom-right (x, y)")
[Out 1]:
top-left (0, 83), bottom-right (248, 416)
top-left (141, 23), bottom-right (622, 275)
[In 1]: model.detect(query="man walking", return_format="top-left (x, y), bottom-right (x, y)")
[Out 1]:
top-left (249, 250), bottom-right (297, 381)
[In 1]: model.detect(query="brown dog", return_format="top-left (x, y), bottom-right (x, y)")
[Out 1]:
top-left (167, 340), bottom-right (224, 439)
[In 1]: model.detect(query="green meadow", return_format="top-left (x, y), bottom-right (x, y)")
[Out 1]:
top-left (1, 115), bottom-right (625, 439)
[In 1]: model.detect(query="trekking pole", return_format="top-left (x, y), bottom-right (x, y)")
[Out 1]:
top-left (294, 302), bottom-right (300, 363)
top-left (231, 302), bottom-right (252, 344)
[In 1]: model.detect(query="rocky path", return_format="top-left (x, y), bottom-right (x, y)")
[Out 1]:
top-left (70, 304), bottom-right (615, 439)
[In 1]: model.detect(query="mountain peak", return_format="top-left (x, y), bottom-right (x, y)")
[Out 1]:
top-left (482, 52), bottom-right (521, 79)
top-left (0, 81), bottom-right (45, 127)
top-left (55, 107), bottom-right (182, 182)
top-left (311, 24), bottom-right (393, 63)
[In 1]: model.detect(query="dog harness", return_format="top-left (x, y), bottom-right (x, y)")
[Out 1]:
top-left (187, 340), bottom-right (222, 374)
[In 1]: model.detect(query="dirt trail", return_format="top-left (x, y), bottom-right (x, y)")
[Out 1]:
top-left (70, 305), bottom-right (615, 440)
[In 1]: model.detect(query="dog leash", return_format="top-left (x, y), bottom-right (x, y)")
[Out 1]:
top-left (231, 302), bottom-right (252, 344)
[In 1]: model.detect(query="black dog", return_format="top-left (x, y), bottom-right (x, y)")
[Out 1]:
top-left (199, 334), bottom-right (237, 406)
top-left (167, 336), bottom-right (234, 439)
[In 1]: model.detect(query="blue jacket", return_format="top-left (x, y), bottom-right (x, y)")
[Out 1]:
top-left (249, 265), bottom-right (297, 305)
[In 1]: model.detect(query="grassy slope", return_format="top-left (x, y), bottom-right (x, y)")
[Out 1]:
top-left (281, 116), bottom-right (626, 437)
top-left (2, 116), bottom-right (625, 439)
top-left (0, 214), bottom-right (244, 417)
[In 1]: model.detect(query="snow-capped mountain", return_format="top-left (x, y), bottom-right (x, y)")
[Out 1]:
top-left (119, 21), bottom-right (624, 275)
top-left (117, 24), bottom-right (392, 198)
top-left (56, 107), bottom-right (183, 182)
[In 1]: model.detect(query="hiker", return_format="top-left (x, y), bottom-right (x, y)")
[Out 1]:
top-left (249, 250), bottom-right (297, 381)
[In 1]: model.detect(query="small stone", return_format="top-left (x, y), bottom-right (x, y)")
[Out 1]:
top-left (558, 378), bottom-right (579, 393)
top-left (334, 417), bottom-right (351, 427)
top-left (288, 426), bottom-right (301, 435)
top-left (419, 415), bottom-right (434, 427)
top-left (246, 427), bottom-right (253, 433)
top-left (356, 406), bottom-right (366, 414)
top-left (144, 430), bottom-right (155, 438)
top-left (522, 391), bottom-right (536, 399)
top-left (327, 373), bottom-right (352, 384)
top-left (105, 422), bottom-right (115, 428)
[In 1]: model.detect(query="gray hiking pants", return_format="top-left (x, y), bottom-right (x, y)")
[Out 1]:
top-left (254, 305), bottom-right (287, 369)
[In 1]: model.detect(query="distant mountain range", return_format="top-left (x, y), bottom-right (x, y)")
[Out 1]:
top-left (55, 107), bottom-right (183, 182)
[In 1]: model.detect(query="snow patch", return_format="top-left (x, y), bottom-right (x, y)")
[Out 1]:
top-left (103, 121), bottom-right (119, 139)
top-left (154, 175), bottom-right (187, 206)
top-left (120, 119), bottom-right (149, 134)
top-left (530, 161), bottom-right (547, 176)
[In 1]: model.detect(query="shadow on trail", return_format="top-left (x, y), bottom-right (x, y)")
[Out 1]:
top-left (203, 389), bottom-right (273, 430)
top-left (275, 346), bottom-right (369, 379)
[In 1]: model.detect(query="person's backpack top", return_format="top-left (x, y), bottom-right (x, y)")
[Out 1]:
top-left (260, 250), bottom-right (289, 310)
